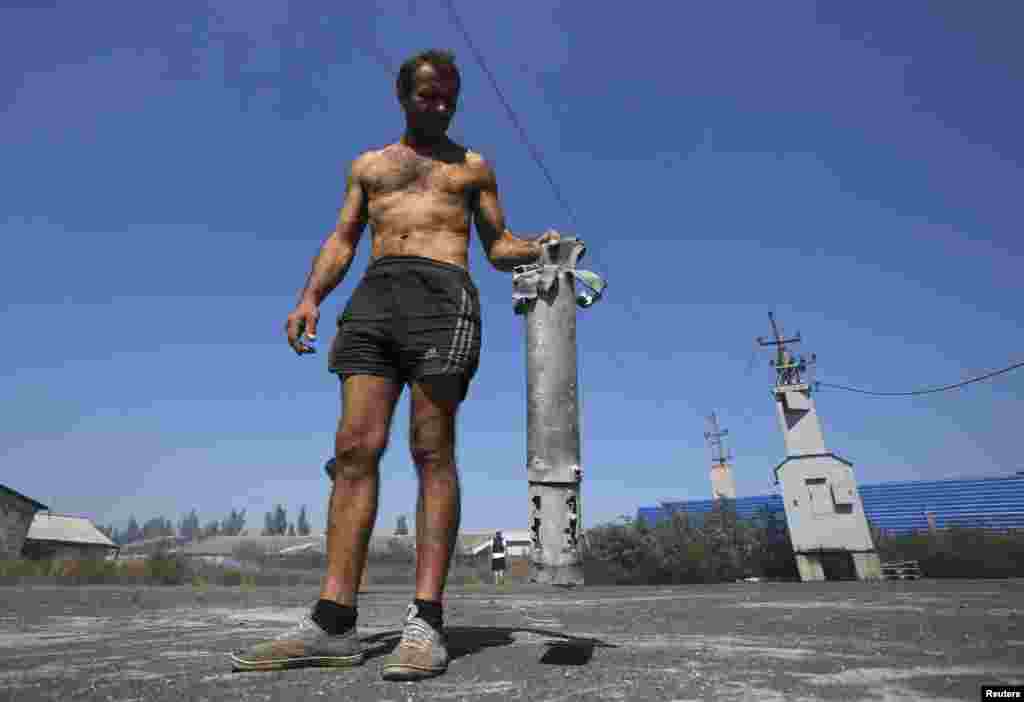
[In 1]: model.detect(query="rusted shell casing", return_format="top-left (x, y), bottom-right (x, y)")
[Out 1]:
top-left (521, 238), bottom-right (585, 586)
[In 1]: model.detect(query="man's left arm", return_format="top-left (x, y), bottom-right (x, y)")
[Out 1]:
top-left (472, 158), bottom-right (559, 272)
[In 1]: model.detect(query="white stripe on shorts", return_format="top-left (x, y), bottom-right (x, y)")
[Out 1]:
top-left (457, 290), bottom-right (476, 370)
top-left (444, 289), bottom-right (470, 373)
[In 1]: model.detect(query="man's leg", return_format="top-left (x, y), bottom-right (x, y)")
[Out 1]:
top-left (320, 375), bottom-right (403, 606)
top-left (229, 374), bottom-right (401, 672)
top-left (409, 376), bottom-right (463, 601)
top-left (380, 376), bottom-right (462, 681)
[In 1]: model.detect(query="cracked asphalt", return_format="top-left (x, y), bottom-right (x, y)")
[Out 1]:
top-left (1, 579), bottom-right (1022, 700)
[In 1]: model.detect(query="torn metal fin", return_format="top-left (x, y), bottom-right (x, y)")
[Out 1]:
top-left (512, 263), bottom-right (607, 312)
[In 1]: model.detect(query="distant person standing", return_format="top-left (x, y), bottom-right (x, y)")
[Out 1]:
top-left (491, 531), bottom-right (506, 585)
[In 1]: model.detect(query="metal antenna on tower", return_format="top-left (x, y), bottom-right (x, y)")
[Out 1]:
top-left (757, 312), bottom-right (816, 387)
top-left (704, 411), bottom-right (737, 500)
top-left (703, 412), bottom-right (733, 464)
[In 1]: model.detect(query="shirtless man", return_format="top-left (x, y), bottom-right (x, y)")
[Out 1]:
top-left (229, 50), bottom-right (559, 681)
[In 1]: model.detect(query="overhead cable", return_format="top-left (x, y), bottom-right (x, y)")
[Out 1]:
top-left (817, 359), bottom-right (1024, 397)
top-left (440, 0), bottom-right (580, 231)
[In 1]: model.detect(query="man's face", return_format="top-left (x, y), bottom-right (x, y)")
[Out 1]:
top-left (403, 63), bottom-right (459, 138)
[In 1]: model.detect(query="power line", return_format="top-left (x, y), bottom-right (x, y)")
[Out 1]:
top-left (817, 359), bottom-right (1024, 397)
top-left (440, 0), bottom-right (580, 231)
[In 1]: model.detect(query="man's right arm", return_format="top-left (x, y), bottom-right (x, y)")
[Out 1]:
top-left (298, 158), bottom-right (369, 306)
top-left (286, 157), bottom-right (369, 354)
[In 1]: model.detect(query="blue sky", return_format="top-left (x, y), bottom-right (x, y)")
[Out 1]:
top-left (3, 1), bottom-right (1022, 536)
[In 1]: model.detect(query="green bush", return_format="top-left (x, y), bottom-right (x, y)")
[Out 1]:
top-left (0, 559), bottom-right (51, 582)
top-left (66, 559), bottom-right (120, 584)
top-left (145, 546), bottom-right (191, 585)
top-left (0, 559), bottom-right (45, 578)
top-left (874, 525), bottom-right (1024, 578)
top-left (1, 558), bottom-right (128, 584)
top-left (590, 514), bottom-right (1024, 584)
top-left (583, 506), bottom-right (799, 585)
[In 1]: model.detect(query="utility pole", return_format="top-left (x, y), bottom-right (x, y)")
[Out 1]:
top-left (757, 311), bottom-right (814, 388)
top-left (757, 312), bottom-right (881, 581)
top-left (704, 412), bottom-right (736, 500)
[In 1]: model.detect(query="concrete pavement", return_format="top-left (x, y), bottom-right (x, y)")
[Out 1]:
top-left (1, 580), bottom-right (1022, 700)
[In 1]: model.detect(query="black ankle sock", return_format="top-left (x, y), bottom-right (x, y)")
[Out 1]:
top-left (311, 599), bottom-right (357, 635)
top-left (412, 598), bottom-right (443, 630)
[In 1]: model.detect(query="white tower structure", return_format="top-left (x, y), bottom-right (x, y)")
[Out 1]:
top-left (704, 412), bottom-right (736, 500)
top-left (758, 313), bottom-right (882, 582)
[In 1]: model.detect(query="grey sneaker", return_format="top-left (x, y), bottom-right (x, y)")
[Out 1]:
top-left (230, 613), bottom-right (364, 671)
top-left (380, 604), bottom-right (449, 680)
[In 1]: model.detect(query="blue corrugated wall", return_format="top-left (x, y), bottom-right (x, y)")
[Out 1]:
top-left (636, 475), bottom-right (1024, 535)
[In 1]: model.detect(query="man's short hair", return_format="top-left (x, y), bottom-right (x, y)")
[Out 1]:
top-left (396, 49), bottom-right (461, 101)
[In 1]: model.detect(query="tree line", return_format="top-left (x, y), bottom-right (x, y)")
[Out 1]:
top-left (584, 501), bottom-right (1024, 583)
top-left (261, 504), bottom-right (312, 537)
top-left (98, 505), bottom-right (313, 545)
top-left (582, 501), bottom-right (800, 584)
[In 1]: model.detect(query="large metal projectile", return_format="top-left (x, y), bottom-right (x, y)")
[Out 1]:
top-left (516, 237), bottom-right (588, 586)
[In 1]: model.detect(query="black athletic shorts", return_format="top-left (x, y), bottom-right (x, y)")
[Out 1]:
top-left (328, 256), bottom-right (482, 399)
top-left (492, 557), bottom-right (506, 572)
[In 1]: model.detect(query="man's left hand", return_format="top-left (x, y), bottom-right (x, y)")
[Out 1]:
top-left (538, 229), bottom-right (561, 247)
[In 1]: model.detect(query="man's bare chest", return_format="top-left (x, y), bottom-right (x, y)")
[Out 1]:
top-left (363, 149), bottom-right (479, 198)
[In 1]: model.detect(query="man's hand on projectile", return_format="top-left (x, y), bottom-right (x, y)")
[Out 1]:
top-left (538, 229), bottom-right (561, 248)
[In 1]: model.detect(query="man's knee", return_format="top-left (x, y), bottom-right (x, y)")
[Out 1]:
top-left (409, 376), bottom-right (462, 473)
top-left (410, 437), bottom-right (456, 474)
top-left (409, 416), bottom-right (457, 473)
top-left (334, 428), bottom-right (388, 480)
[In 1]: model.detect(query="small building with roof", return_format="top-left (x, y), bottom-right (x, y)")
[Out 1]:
top-left (0, 484), bottom-right (49, 559)
top-left (178, 533), bottom-right (329, 565)
top-left (116, 535), bottom-right (187, 560)
top-left (459, 529), bottom-right (532, 559)
top-left (22, 513), bottom-right (119, 561)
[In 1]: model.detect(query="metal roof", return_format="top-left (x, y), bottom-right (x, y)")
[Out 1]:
top-left (173, 529), bottom-right (529, 558)
top-left (458, 534), bottom-right (493, 555)
top-left (638, 494), bottom-right (784, 525)
top-left (0, 484), bottom-right (48, 511)
top-left (178, 534), bottom-right (327, 556)
top-left (177, 533), bottom-right (417, 557)
top-left (465, 529), bottom-right (532, 556)
top-left (116, 535), bottom-right (185, 553)
top-left (26, 514), bottom-right (117, 547)
top-left (640, 474), bottom-right (1024, 535)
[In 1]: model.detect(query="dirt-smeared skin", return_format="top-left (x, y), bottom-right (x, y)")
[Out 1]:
top-left (284, 58), bottom-right (561, 617)
top-left (358, 141), bottom-right (488, 269)
top-left (285, 59), bottom-right (555, 349)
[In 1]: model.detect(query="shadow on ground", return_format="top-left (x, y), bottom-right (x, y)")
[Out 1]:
top-left (357, 626), bottom-right (616, 666)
